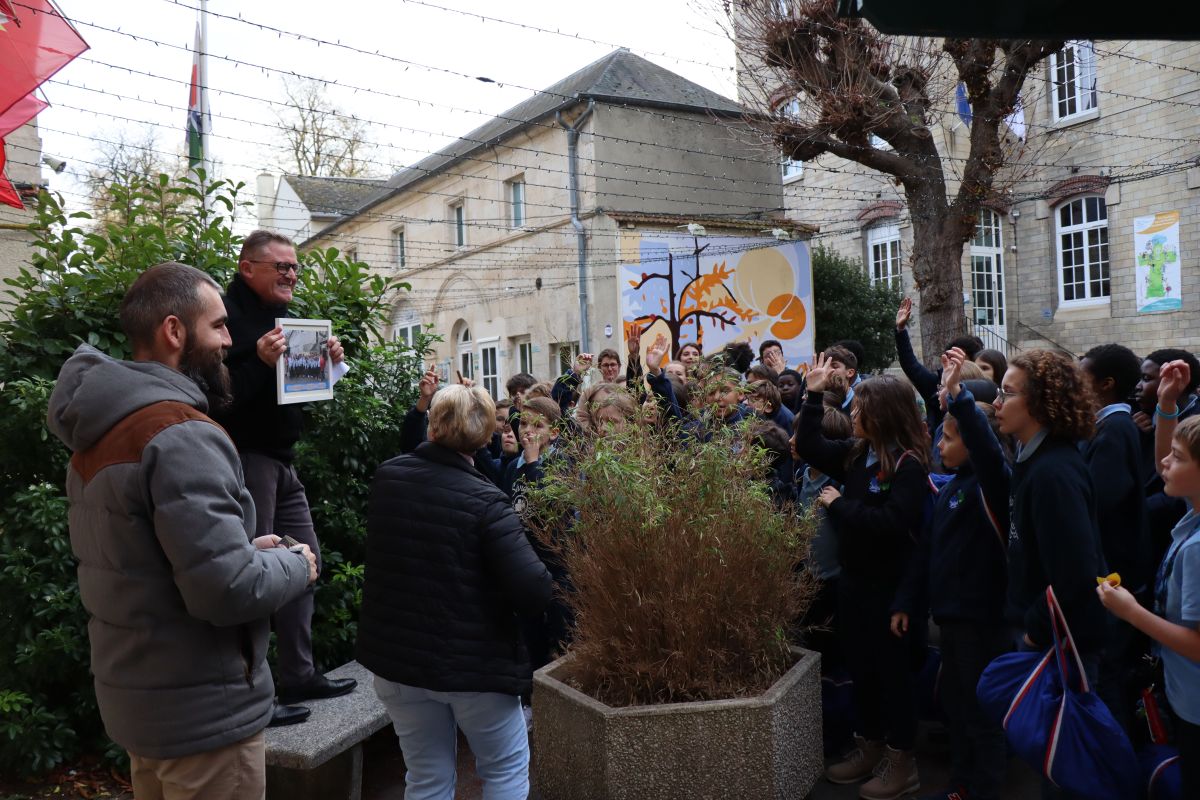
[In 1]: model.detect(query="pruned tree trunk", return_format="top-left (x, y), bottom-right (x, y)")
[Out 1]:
top-left (729, 0), bottom-right (1063, 366)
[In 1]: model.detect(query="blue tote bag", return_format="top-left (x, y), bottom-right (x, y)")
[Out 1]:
top-left (976, 586), bottom-right (1139, 799)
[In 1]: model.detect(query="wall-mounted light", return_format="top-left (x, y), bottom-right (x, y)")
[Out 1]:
top-left (604, 323), bottom-right (613, 338)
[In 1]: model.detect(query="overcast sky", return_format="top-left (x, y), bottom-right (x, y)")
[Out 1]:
top-left (37, 0), bottom-right (738, 231)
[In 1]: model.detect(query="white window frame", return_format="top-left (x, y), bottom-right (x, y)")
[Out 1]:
top-left (1056, 195), bottom-right (1110, 307)
top-left (866, 223), bottom-right (902, 292)
top-left (392, 227), bottom-right (406, 269)
top-left (970, 209), bottom-right (1005, 329)
top-left (392, 320), bottom-right (421, 348)
top-left (517, 338), bottom-right (534, 376)
top-left (553, 341), bottom-right (579, 376)
top-left (1049, 41), bottom-right (1098, 124)
top-left (450, 201), bottom-right (466, 248)
top-left (479, 339), bottom-right (500, 399)
top-left (780, 100), bottom-right (804, 183)
top-left (507, 176), bottom-right (526, 228)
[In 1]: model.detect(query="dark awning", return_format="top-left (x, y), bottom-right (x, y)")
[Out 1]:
top-left (837, 0), bottom-right (1199, 39)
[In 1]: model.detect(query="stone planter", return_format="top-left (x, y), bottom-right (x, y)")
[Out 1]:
top-left (531, 647), bottom-right (822, 800)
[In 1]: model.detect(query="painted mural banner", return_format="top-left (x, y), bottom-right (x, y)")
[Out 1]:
top-left (619, 233), bottom-right (814, 370)
top-left (1135, 211), bottom-right (1182, 314)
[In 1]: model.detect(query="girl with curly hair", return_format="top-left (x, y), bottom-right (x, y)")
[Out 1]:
top-left (996, 351), bottom-right (1107, 765)
top-left (797, 354), bottom-right (931, 798)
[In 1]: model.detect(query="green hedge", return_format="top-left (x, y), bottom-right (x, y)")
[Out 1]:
top-left (0, 173), bottom-right (427, 776)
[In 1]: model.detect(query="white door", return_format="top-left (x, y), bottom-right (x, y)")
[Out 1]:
top-left (970, 209), bottom-right (1006, 341)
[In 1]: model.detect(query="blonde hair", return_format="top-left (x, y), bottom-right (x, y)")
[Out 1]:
top-left (428, 384), bottom-right (496, 452)
top-left (957, 360), bottom-right (986, 381)
top-left (577, 383), bottom-right (637, 434)
top-left (524, 381), bottom-right (554, 400)
top-left (1174, 416), bottom-right (1200, 463)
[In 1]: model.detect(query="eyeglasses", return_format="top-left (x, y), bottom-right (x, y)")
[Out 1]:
top-left (248, 260), bottom-right (303, 276)
top-left (995, 387), bottom-right (1020, 404)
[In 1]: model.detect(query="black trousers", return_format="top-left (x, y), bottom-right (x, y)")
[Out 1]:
top-left (939, 621), bottom-right (1011, 800)
top-left (1177, 714), bottom-right (1200, 799)
top-left (241, 452), bottom-right (320, 688)
top-left (838, 575), bottom-right (920, 750)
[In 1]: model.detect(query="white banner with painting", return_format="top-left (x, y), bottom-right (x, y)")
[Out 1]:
top-left (1134, 211), bottom-right (1182, 314)
top-left (618, 233), bottom-right (814, 371)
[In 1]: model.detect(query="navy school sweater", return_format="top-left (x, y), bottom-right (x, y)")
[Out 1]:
top-left (1080, 408), bottom-right (1150, 591)
top-left (1006, 433), bottom-right (1107, 655)
top-left (895, 388), bottom-right (1009, 625)
top-left (796, 390), bottom-right (928, 587)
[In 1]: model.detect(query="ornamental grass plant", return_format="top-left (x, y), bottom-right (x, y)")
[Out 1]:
top-left (522, 407), bottom-right (818, 707)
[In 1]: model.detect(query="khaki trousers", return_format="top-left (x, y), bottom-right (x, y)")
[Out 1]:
top-left (128, 730), bottom-right (265, 800)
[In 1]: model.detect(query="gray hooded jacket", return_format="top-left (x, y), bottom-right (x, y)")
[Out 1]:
top-left (48, 345), bottom-right (311, 759)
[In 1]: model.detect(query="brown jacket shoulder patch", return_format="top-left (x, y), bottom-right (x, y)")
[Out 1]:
top-left (70, 401), bottom-right (227, 485)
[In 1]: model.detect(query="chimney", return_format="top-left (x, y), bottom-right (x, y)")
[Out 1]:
top-left (256, 172), bottom-right (276, 228)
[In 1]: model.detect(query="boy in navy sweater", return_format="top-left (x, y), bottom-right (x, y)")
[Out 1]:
top-left (1080, 344), bottom-right (1152, 733)
top-left (894, 347), bottom-right (1011, 800)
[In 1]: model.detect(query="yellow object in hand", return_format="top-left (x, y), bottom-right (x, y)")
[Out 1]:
top-left (1096, 572), bottom-right (1121, 588)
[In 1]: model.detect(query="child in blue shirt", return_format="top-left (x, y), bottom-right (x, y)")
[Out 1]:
top-left (1099, 360), bottom-right (1200, 798)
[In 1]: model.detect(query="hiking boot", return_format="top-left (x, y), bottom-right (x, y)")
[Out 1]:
top-left (825, 734), bottom-right (885, 784)
top-left (860, 746), bottom-right (920, 800)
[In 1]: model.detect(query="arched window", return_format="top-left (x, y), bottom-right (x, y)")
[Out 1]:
top-left (866, 223), bottom-right (902, 291)
top-left (1056, 196), bottom-right (1110, 305)
top-left (456, 324), bottom-right (474, 380)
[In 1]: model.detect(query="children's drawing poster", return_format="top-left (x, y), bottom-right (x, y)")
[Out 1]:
top-left (1135, 211), bottom-right (1182, 314)
top-left (618, 233), bottom-right (814, 370)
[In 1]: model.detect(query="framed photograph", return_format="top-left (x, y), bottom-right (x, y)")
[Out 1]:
top-left (276, 318), bottom-right (334, 405)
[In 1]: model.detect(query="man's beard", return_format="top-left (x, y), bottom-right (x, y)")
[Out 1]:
top-left (181, 333), bottom-right (233, 412)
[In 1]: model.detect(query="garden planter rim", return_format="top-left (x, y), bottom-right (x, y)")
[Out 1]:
top-left (532, 645), bottom-right (816, 718)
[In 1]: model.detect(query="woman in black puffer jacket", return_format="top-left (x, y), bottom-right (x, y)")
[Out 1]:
top-left (357, 383), bottom-right (552, 800)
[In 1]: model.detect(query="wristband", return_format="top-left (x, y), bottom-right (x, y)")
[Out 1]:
top-left (1156, 404), bottom-right (1181, 419)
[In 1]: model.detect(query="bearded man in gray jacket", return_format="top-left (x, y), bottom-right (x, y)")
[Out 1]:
top-left (48, 262), bottom-right (317, 799)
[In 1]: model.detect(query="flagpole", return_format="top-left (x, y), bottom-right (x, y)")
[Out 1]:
top-left (198, 0), bottom-right (212, 214)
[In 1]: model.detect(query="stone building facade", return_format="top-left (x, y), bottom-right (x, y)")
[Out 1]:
top-left (301, 50), bottom-right (807, 390)
top-left (743, 32), bottom-right (1200, 362)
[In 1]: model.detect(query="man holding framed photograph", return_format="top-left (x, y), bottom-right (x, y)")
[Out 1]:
top-left (216, 230), bottom-right (356, 726)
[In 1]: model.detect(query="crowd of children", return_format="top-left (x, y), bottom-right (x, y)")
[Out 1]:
top-left (400, 306), bottom-right (1200, 800)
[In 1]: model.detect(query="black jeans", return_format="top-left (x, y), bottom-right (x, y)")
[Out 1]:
top-left (838, 575), bottom-right (920, 750)
top-left (939, 622), bottom-right (1011, 800)
top-left (1177, 715), bottom-right (1200, 799)
top-left (241, 452), bottom-right (320, 687)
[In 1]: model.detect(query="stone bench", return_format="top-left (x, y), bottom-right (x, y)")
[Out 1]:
top-left (265, 661), bottom-right (392, 800)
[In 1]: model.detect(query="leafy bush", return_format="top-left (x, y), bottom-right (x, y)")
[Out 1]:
top-left (522, 416), bottom-right (817, 706)
top-left (811, 245), bottom-right (902, 373)
top-left (0, 174), bottom-right (423, 776)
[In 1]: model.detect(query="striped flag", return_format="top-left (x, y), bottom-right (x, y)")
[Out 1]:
top-left (186, 22), bottom-right (208, 170)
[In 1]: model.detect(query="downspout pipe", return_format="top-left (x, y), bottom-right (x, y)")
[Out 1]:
top-left (557, 100), bottom-right (595, 353)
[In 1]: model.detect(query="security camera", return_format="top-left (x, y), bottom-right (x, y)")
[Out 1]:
top-left (42, 155), bottom-right (67, 174)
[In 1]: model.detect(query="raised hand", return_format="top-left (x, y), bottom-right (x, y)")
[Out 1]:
top-left (806, 351), bottom-right (833, 393)
top-left (940, 346), bottom-right (967, 400)
top-left (1158, 359), bottom-right (1192, 411)
top-left (646, 334), bottom-right (670, 376)
top-left (575, 353), bottom-right (594, 374)
top-left (416, 366), bottom-right (440, 412)
top-left (895, 297), bottom-right (913, 331)
top-left (627, 325), bottom-right (642, 358)
top-left (764, 347), bottom-right (787, 374)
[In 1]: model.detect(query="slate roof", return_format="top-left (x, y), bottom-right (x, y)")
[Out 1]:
top-left (286, 175), bottom-right (389, 217)
top-left (304, 49), bottom-right (747, 244)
